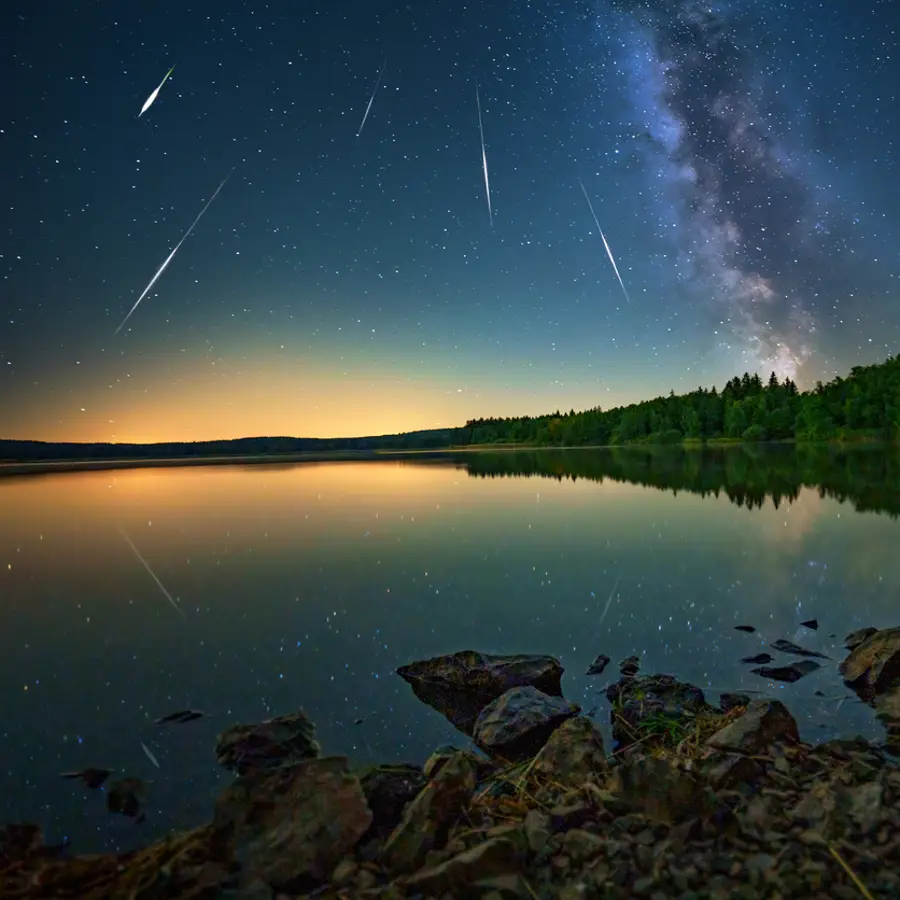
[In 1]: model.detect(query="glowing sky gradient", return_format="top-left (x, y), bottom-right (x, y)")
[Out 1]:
top-left (2, 0), bottom-right (899, 442)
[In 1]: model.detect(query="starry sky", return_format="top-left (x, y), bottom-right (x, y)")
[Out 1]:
top-left (2, 0), bottom-right (899, 443)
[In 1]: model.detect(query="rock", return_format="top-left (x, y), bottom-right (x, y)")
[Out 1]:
top-left (523, 809), bottom-right (551, 852)
top-left (719, 692), bottom-right (751, 712)
top-left (608, 757), bottom-right (716, 824)
top-left (380, 750), bottom-right (477, 874)
top-left (423, 745), bottom-right (495, 782)
top-left (213, 755), bottom-right (371, 893)
top-left (531, 716), bottom-right (607, 787)
top-left (473, 686), bottom-right (580, 762)
top-left (396, 650), bottom-right (564, 735)
top-left (106, 777), bottom-right (147, 819)
top-left (840, 627), bottom-right (900, 701)
top-left (586, 654), bottom-right (610, 676)
top-left (875, 687), bottom-right (900, 749)
top-left (401, 837), bottom-right (522, 896)
top-left (606, 674), bottom-right (711, 747)
top-left (706, 699), bottom-right (799, 754)
top-left (215, 710), bottom-right (319, 775)
top-left (359, 764), bottom-right (427, 841)
top-left (845, 626), bottom-right (878, 650)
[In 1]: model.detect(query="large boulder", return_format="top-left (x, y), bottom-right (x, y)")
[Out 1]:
top-left (397, 651), bottom-right (564, 735)
top-left (213, 756), bottom-right (372, 894)
top-left (472, 687), bottom-right (580, 762)
top-left (840, 627), bottom-right (900, 701)
top-left (215, 710), bottom-right (319, 775)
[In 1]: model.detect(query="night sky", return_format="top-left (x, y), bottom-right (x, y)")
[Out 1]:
top-left (2, 0), bottom-right (899, 443)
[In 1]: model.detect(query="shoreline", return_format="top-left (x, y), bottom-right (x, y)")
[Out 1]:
top-left (2, 634), bottom-right (899, 899)
top-left (0, 437), bottom-right (890, 479)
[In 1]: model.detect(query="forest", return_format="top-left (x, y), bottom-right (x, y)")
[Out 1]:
top-left (460, 352), bottom-right (900, 448)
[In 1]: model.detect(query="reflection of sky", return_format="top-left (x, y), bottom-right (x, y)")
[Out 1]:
top-left (0, 458), bottom-right (896, 852)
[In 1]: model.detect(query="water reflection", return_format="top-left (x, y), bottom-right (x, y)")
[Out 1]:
top-left (0, 446), bottom-right (897, 853)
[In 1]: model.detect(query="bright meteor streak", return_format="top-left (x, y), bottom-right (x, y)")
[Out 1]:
top-left (578, 177), bottom-right (631, 304)
top-left (475, 82), bottom-right (493, 227)
top-left (356, 60), bottom-right (387, 138)
top-left (139, 65), bottom-right (175, 118)
top-left (114, 170), bottom-right (233, 336)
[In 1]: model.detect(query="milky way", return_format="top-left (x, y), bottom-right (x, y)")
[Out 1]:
top-left (614, 0), bottom-right (827, 380)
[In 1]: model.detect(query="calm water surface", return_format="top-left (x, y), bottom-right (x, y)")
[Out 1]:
top-left (1, 446), bottom-right (899, 852)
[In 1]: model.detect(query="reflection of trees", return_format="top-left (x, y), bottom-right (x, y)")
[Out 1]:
top-left (456, 445), bottom-right (900, 518)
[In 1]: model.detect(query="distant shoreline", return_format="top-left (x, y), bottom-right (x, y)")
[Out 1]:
top-left (0, 449), bottom-right (459, 477)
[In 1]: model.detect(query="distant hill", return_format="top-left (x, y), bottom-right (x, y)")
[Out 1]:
top-left (3, 352), bottom-right (899, 464)
top-left (0, 428), bottom-right (466, 463)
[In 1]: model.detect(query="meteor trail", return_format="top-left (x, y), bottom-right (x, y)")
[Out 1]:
top-left (356, 60), bottom-right (387, 138)
top-left (475, 82), bottom-right (492, 227)
top-left (578, 178), bottom-right (631, 304)
top-left (139, 65), bottom-right (175, 118)
top-left (114, 170), bottom-right (233, 336)
top-left (118, 527), bottom-right (186, 620)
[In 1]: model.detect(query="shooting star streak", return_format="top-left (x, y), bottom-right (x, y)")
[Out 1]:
top-left (475, 82), bottom-right (492, 227)
top-left (356, 60), bottom-right (387, 138)
top-left (114, 170), bottom-right (233, 336)
top-left (139, 65), bottom-right (175, 118)
top-left (118, 527), bottom-right (186, 620)
top-left (597, 571), bottom-right (623, 630)
top-left (578, 178), bottom-right (631, 304)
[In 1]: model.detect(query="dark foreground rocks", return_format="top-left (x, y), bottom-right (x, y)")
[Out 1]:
top-left (3, 640), bottom-right (900, 899)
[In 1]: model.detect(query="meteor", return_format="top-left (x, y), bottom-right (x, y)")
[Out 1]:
top-left (139, 65), bottom-right (175, 118)
top-left (114, 170), bottom-right (233, 336)
top-left (356, 60), bottom-right (387, 138)
top-left (578, 178), bottom-right (631, 304)
top-left (475, 82), bottom-right (492, 227)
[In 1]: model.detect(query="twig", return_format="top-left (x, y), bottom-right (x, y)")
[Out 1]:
top-left (828, 843), bottom-right (876, 900)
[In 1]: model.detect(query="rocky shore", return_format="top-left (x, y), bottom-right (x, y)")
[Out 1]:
top-left (3, 629), bottom-right (900, 899)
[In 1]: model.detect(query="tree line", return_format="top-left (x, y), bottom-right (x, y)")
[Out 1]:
top-left (460, 353), bottom-right (900, 447)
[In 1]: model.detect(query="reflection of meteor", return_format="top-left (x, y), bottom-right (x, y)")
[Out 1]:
top-left (139, 65), bottom-right (175, 118)
top-left (578, 178), bottom-right (631, 304)
top-left (475, 82), bottom-right (492, 227)
top-left (356, 60), bottom-right (387, 138)
top-left (114, 170), bottom-right (233, 335)
top-left (118, 527), bottom-right (186, 620)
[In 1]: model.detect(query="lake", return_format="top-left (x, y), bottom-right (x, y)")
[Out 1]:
top-left (1, 444), bottom-right (899, 854)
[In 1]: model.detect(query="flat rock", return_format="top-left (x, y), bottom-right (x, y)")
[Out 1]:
top-left (380, 750), bottom-right (477, 874)
top-left (473, 686), bottom-right (581, 762)
top-left (840, 626), bottom-right (900, 701)
top-left (213, 755), bottom-right (371, 894)
top-left (706, 699), bottom-right (799, 754)
top-left (215, 710), bottom-right (319, 775)
top-left (396, 651), bottom-right (564, 735)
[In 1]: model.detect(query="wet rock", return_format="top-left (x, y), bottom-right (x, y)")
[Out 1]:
top-left (359, 763), bottom-right (427, 841)
top-left (473, 686), bottom-right (581, 762)
top-left (0, 823), bottom-right (68, 867)
top-left (396, 651), bottom-right (564, 735)
top-left (586, 654), bottom-right (610, 676)
top-left (608, 757), bottom-right (717, 824)
top-left (401, 837), bottom-right (522, 896)
top-left (751, 660), bottom-right (820, 683)
top-left (531, 716), bottom-right (607, 787)
top-left (719, 692), bottom-right (751, 713)
top-left (380, 750), bottom-right (477, 874)
top-left (707, 699), bottom-right (799, 754)
top-left (844, 626), bottom-right (878, 650)
top-left (213, 755), bottom-right (371, 893)
top-left (523, 809), bottom-right (551, 852)
top-left (840, 626), bottom-right (900, 701)
top-left (215, 710), bottom-right (319, 775)
top-left (606, 674), bottom-right (711, 747)
top-left (769, 639), bottom-right (830, 660)
top-left (618, 655), bottom-right (641, 677)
